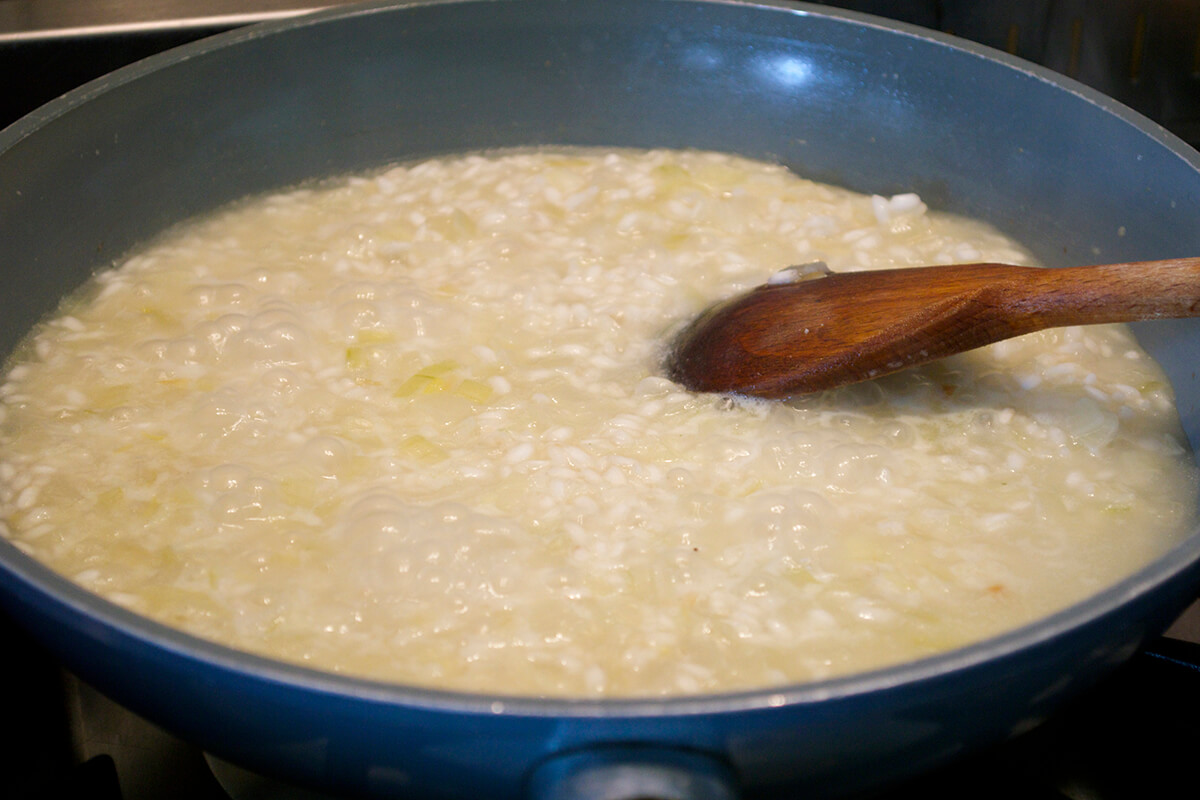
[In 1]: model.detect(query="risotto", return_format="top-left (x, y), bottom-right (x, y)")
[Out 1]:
top-left (0, 149), bottom-right (1195, 697)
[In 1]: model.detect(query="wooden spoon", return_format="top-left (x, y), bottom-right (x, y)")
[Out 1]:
top-left (664, 257), bottom-right (1200, 399)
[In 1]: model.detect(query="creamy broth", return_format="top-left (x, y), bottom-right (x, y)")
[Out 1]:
top-left (0, 149), bottom-right (1195, 697)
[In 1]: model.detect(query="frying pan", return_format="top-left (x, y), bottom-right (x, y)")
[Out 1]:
top-left (3, 1), bottom-right (1200, 798)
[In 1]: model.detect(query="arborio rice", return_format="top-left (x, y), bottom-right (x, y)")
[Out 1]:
top-left (0, 149), bottom-right (1196, 697)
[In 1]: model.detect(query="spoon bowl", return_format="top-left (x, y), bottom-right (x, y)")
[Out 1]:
top-left (665, 257), bottom-right (1200, 398)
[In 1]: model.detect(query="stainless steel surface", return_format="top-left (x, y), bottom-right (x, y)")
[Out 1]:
top-left (0, 0), bottom-right (331, 37)
top-left (1166, 596), bottom-right (1200, 640)
top-left (0, 0), bottom-right (350, 40)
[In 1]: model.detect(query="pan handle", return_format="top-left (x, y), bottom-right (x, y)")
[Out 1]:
top-left (521, 637), bottom-right (1200, 800)
top-left (528, 746), bottom-right (740, 800)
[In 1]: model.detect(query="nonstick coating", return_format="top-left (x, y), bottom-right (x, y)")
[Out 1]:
top-left (3, 2), bottom-right (1200, 798)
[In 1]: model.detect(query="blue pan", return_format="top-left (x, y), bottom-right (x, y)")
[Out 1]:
top-left (2, 1), bottom-right (1200, 797)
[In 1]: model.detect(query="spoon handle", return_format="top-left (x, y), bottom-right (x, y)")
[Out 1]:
top-left (1016, 256), bottom-right (1200, 327)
